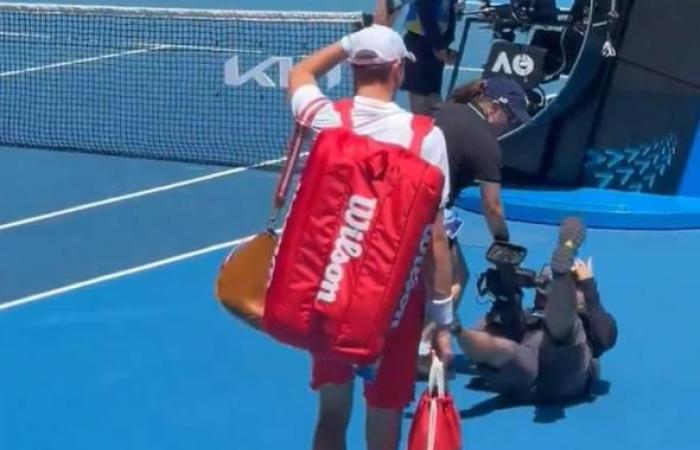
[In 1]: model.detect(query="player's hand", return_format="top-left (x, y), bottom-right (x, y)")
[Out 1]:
top-left (432, 325), bottom-right (454, 366)
top-left (447, 48), bottom-right (459, 64)
top-left (373, 0), bottom-right (400, 26)
top-left (574, 257), bottom-right (594, 280)
top-left (433, 48), bottom-right (458, 65)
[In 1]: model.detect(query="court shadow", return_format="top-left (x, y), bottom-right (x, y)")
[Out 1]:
top-left (458, 378), bottom-right (611, 424)
top-left (459, 394), bottom-right (524, 419)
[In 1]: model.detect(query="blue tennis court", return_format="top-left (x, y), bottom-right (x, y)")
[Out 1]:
top-left (1, 1), bottom-right (698, 449)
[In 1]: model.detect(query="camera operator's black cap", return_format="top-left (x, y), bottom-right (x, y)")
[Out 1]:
top-left (483, 77), bottom-right (530, 127)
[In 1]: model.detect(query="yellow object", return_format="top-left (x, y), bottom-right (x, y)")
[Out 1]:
top-left (215, 231), bottom-right (277, 330)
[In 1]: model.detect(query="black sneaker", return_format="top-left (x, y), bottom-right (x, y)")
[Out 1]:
top-left (550, 217), bottom-right (586, 275)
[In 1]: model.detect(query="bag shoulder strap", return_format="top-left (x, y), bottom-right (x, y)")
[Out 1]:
top-left (408, 114), bottom-right (434, 156)
top-left (330, 103), bottom-right (433, 156)
top-left (333, 99), bottom-right (354, 129)
top-left (272, 99), bottom-right (328, 216)
top-left (297, 96), bottom-right (330, 128)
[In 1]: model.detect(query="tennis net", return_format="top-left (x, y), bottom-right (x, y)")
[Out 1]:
top-left (0, 3), bottom-right (365, 166)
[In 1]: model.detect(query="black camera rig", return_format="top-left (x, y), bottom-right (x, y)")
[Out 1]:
top-left (477, 241), bottom-right (548, 299)
top-left (476, 241), bottom-right (549, 340)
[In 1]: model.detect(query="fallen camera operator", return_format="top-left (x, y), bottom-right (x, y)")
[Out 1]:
top-left (452, 217), bottom-right (618, 404)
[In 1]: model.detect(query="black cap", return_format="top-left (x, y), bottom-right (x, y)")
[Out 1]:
top-left (483, 77), bottom-right (530, 127)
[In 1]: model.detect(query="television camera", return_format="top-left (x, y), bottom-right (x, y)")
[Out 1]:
top-left (476, 241), bottom-right (549, 340)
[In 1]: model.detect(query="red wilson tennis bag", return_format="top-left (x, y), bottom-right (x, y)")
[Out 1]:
top-left (262, 99), bottom-right (444, 366)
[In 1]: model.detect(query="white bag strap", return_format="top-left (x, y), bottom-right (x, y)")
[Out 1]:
top-left (426, 353), bottom-right (446, 450)
top-left (428, 353), bottom-right (446, 398)
top-left (427, 399), bottom-right (438, 450)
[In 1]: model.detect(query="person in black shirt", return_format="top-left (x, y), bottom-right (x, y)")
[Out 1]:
top-left (454, 218), bottom-right (618, 403)
top-left (417, 77), bottom-right (530, 375)
top-left (432, 76), bottom-right (530, 308)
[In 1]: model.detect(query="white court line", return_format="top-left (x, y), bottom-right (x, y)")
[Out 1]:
top-left (0, 234), bottom-right (255, 312)
top-left (0, 31), bottom-right (49, 39)
top-left (136, 42), bottom-right (263, 54)
top-left (449, 65), bottom-right (570, 80)
top-left (452, 66), bottom-right (483, 73)
top-left (0, 44), bottom-right (169, 77)
top-left (0, 154), bottom-right (289, 232)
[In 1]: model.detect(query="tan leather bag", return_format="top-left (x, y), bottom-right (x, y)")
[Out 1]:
top-left (215, 231), bottom-right (277, 330)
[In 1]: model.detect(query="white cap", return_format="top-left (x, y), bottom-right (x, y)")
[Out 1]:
top-left (341, 24), bottom-right (416, 66)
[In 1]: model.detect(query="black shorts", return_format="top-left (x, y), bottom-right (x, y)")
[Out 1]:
top-left (401, 31), bottom-right (445, 96)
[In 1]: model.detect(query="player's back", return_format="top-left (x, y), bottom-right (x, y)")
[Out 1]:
top-left (292, 86), bottom-right (450, 206)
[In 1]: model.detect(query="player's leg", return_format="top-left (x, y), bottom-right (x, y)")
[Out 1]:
top-left (537, 318), bottom-right (594, 401)
top-left (366, 407), bottom-right (402, 450)
top-left (364, 286), bottom-right (425, 450)
top-left (456, 328), bottom-right (520, 368)
top-left (311, 361), bottom-right (355, 450)
top-left (545, 217), bottom-right (586, 342)
top-left (409, 92), bottom-right (442, 116)
top-left (403, 32), bottom-right (444, 116)
top-left (413, 45), bottom-right (447, 115)
top-left (457, 327), bottom-right (542, 401)
top-left (537, 219), bottom-right (595, 401)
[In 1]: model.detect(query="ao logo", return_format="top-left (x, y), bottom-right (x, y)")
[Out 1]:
top-left (491, 51), bottom-right (535, 77)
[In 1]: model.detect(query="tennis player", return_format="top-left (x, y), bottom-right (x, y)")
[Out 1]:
top-left (287, 24), bottom-right (455, 450)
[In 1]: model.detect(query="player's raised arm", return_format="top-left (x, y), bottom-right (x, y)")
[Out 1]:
top-left (288, 42), bottom-right (348, 97)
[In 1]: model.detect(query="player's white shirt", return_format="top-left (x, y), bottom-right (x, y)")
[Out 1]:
top-left (291, 84), bottom-right (451, 208)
